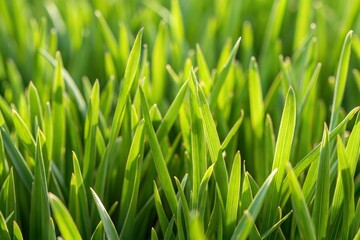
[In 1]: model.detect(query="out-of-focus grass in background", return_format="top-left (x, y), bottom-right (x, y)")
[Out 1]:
top-left (0, 0), bottom-right (359, 239)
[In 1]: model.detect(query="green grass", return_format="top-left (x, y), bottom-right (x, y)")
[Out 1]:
top-left (0, 0), bottom-right (359, 239)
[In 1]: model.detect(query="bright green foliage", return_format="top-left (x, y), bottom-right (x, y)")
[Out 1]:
top-left (0, 0), bottom-right (359, 239)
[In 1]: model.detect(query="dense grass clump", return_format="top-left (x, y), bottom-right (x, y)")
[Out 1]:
top-left (0, 0), bottom-right (359, 239)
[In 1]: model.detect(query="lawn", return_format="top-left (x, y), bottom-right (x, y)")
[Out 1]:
top-left (0, 0), bottom-right (359, 239)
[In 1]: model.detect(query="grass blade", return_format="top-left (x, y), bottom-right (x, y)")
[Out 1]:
top-left (286, 163), bottom-right (316, 240)
top-left (225, 151), bottom-right (241, 239)
top-left (90, 188), bottom-right (120, 240)
top-left (312, 124), bottom-right (330, 239)
top-left (231, 169), bottom-right (278, 240)
top-left (49, 193), bottom-right (82, 240)
top-left (329, 30), bottom-right (353, 130)
top-left (0, 126), bottom-right (33, 192)
top-left (139, 85), bottom-right (178, 215)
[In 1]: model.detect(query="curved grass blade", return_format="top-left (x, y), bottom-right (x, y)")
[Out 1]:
top-left (209, 37), bottom-right (241, 109)
top-left (312, 124), bottom-right (330, 239)
top-left (0, 212), bottom-right (10, 240)
top-left (30, 134), bottom-right (50, 240)
top-left (286, 164), bottom-right (316, 240)
top-left (231, 169), bottom-right (278, 240)
top-left (94, 28), bottom-right (143, 200)
top-left (95, 10), bottom-right (118, 61)
top-left (12, 109), bottom-right (35, 154)
top-left (83, 80), bottom-right (100, 189)
top-left (90, 188), bottom-right (120, 240)
top-left (329, 30), bottom-right (353, 130)
top-left (139, 85), bottom-right (178, 215)
top-left (39, 49), bottom-right (86, 117)
top-left (225, 151), bottom-right (241, 239)
top-left (263, 87), bottom-right (296, 230)
top-left (0, 126), bottom-right (33, 192)
top-left (221, 110), bottom-right (244, 150)
top-left (49, 193), bottom-right (82, 240)
top-left (13, 221), bottom-right (24, 240)
top-left (90, 221), bottom-right (104, 240)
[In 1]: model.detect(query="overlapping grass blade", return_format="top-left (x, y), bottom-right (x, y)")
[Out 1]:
top-left (286, 163), bottom-right (316, 240)
top-left (0, 127), bottom-right (33, 192)
top-left (263, 87), bottom-right (296, 230)
top-left (49, 193), bottom-right (82, 240)
top-left (139, 85), bottom-right (178, 215)
top-left (329, 30), bottom-right (353, 130)
top-left (225, 151), bottom-right (241, 239)
top-left (312, 124), bottom-right (330, 239)
top-left (13, 221), bottom-right (24, 240)
top-left (231, 169), bottom-right (278, 240)
top-left (90, 188), bottom-right (120, 240)
top-left (30, 133), bottom-right (50, 240)
top-left (83, 80), bottom-right (99, 189)
top-left (94, 28), bottom-right (143, 199)
top-left (0, 211), bottom-right (10, 240)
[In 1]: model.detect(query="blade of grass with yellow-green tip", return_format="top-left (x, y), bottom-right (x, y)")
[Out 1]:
top-left (39, 49), bottom-right (86, 118)
top-left (12, 109), bottom-right (35, 154)
top-left (90, 221), bottom-right (104, 240)
top-left (72, 152), bottom-right (91, 239)
top-left (49, 193), bottom-right (82, 240)
top-left (329, 30), bottom-right (353, 131)
top-left (28, 82), bottom-right (44, 131)
top-left (262, 87), bottom-right (296, 230)
top-left (95, 10), bottom-right (118, 62)
top-left (13, 221), bottom-right (24, 240)
top-left (209, 37), bottom-right (241, 109)
top-left (0, 127), bottom-right (33, 192)
top-left (286, 163), bottom-right (316, 240)
top-left (83, 80), bottom-right (99, 189)
top-left (139, 85), bottom-right (178, 215)
top-left (248, 57), bottom-right (264, 138)
top-left (52, 52), bottom-right (65, 174)
top-left (94, 28), bottom-right (143, 199)
top-left (90, 188), bottom-right (120, 240)
top-left (0, 211), bottom-right (10, 240)
top-left (280, 106), bottom-right (359, 206)
top-left (194, 70), bottom-right (228, 202)
top-left (231, 169), bottom-right (278, 240)
top-left (151, 21), bottom-right (168, 103)
top-left (312, 124), bottom-right (330, 239)
top-left (225, 151), bottom-right (241, 239)
top-left (30, 133), bottom-right (50, 240)
top-left (118, 119), bottom-right (144, 228)
top-left (0, 168), bottom-right (16, 235)
top-left (151, 228), bottom-right (159, 240)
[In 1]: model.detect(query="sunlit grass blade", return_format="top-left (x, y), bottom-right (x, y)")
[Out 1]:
top-left (49, 193), bottom-right (82, 240)
top-left (175, 176), bottom-right (190, 233)
top-left (95, 10), bottom-right (118, 62)
top-left (312, 124), bottom-right (330, 239)
top-left (83, 80), bottom-right (100, 189)
top-left (196, 44), bottom-right (212, 94)
top-left (39, 49), bottom-right (86, 117)
top-left (51, 52), bottom-right (66, 174)
top-left (194, 70), bottom-right (228, 201)
top-left (221, 110), bottom-right (244, 150)
top-left (0, 211), bottom-right (10, 240)
top-left (139, 85), bottom-right (178, 215)
top-left (329, 30), bottom-right (353, 130)
top-left (90, 188), bottom-right (120, 240)
top-left (225, 151), bottom-right (241, 239)
top-left (94, 28), bottom-right (143, 199)
top-left (72, 152), bottom-right (91, 239)
top-left (231, 169), bottom-right (278, 240)
top-left (28, 82), bottom-right (44, 131)
top-left (0, 126), bottom-right (33, 192)
top-left (13, 221), bottom-right (24, 240)
top-left (30, 133), bottom-right (50, 240)
top-left (153, 181), bottom-right (169, 235)
top-left (151, 21), bottom-right (167, 103)
top-left (263, 87), bottom-right (296, 230)
top-left (248, 57), bottom-right (264, 138)
top-left (286, 163), bottom-right (316, 240)
top-left (12, 109), bottom-right (35, 154)
top-left (209, 37), bottom-right (241, 109)
top-left (90, 221), bottom-right (104, 240)
top-left (118, 120), bottom-right (144, 230)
